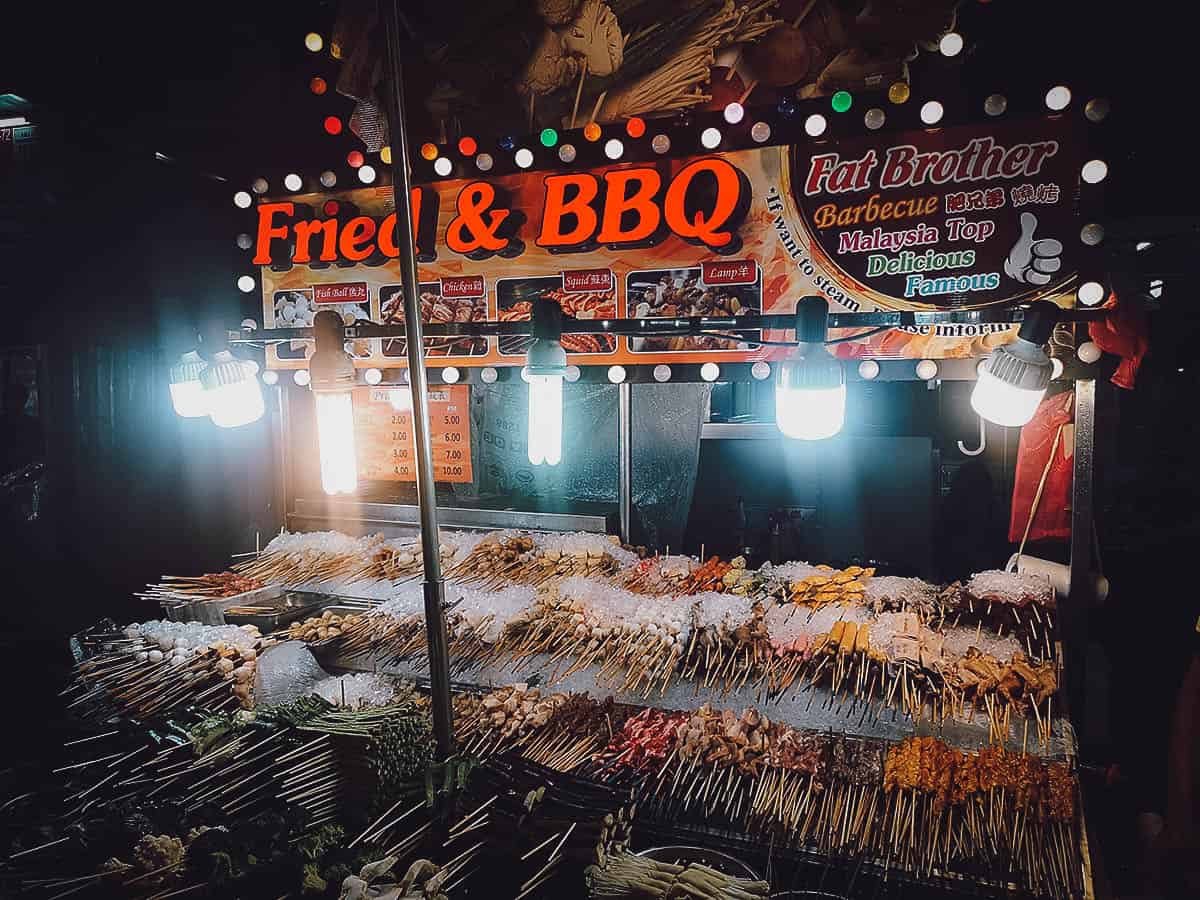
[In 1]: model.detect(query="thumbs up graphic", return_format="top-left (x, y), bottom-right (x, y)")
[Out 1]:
top-left (1004, 213), bottom-right (1063, 285)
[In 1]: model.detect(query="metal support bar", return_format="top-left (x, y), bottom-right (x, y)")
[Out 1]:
top-left (617, 382), bottom-right (632, 544)
top-left (380, 0), bottom-right (453, 760)
top-left (1065, 378), bottom-right (1096, 739)
top-left (234, 307), bottom-right (1106, 344)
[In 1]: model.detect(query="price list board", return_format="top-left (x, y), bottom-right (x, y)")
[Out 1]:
top-left (353, 385), bottom-right (472, 483)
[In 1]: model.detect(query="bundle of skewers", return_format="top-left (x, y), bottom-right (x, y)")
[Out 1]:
top-left (64, 620), bottom-right (267, 719)
top-left (582, 702), bottom-right (1081, 900)
top-left (137, 570), bottom-right (263, 604)
top-left (230, 529), bottom-right (480, 597)
top-left (444, 532), bottom-right (632, 590)
top-left (939, 570), bottom-right (1059, 662)
top-left (499, 579), bottom-right (690, 696)
top-left (586, 851), bottom-right (770, 900)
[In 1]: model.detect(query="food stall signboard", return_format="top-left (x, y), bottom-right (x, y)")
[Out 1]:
top-left (353, 386), bottom-right (472, 483)
top-left (256, 116), bottom-right (1086, 367)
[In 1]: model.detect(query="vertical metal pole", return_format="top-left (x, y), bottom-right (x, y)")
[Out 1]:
top-left (617, 382), bottom-right (632, 544)
top-left (276, 384), bottom-right (292, 533)
top-left (380, 0), bottom-right (453, 758)
top-left (1065, 378), bottom-right (1096, 737)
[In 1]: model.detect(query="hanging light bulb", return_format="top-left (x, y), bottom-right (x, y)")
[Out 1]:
top-left (971, 301), bottom-right (1059, 427)
top-left (169, 350), bottom-right (209, 417)
top-left (310, 310), bottom-right (358, 494)
top-left (776, 297), bottom-right (845, 440)
top-left (526, 298), bottom-right (567, 467)
top-left (201, 350), bottom-right (265, 428)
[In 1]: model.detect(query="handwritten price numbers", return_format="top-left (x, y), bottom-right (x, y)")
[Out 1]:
top-left (353, 385), bottom-right (473, 483)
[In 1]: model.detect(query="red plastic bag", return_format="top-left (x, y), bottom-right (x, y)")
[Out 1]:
top-left (1088, 294), bottom-right (1149, 390)
top-left (1008, 391), bottom-right (1075, 543)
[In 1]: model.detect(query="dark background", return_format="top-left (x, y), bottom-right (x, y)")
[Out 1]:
top-left (0, 1), bottom-right (1198, 890)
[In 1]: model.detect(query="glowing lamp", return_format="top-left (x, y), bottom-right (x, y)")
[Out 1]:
top-left (309, 310), bottom-right (358, 494)
top-left (347, 150), bottom-right (364, 168)
top-left (323, 116), bottom-right (342, 135)
top-left (420, 143), bottom-right (438, 161)
top-left (626, 117), bottom-right (646, 138)
top-left (831, 91), bottom-right (852, 113)
top-left (583, 122), bottom-right (602, 142)
top-left (776, 297), bottom-right (845, 440)
top-left (970, 301), bottom-right (1058, 427)
top-left (458, 137), bottom-right (477, 156)
top-left (169, 351), bottom-right (209, 418)
top-left (201, 351), bottom-right (265, 428)
top-left (526, 299), bottom-right (568, 467)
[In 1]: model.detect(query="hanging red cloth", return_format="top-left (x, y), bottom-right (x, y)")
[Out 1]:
top-left (1088, 293), bottom-right (1149, 389)
top-left (1008, 391), bottom-right (1075, 543)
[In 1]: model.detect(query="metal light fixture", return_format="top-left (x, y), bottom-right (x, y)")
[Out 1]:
top-left (310, 310), bottom-right (359, 494)
top-left (200, 350), bottom-right (265, 428)
top-left (971, 300), bottom-right (1059, 427)
top-left (776, 296), bottom-right (845, 440)
top-left (169, 350), bottom-right (209, 418)
top-left (526, 298), bottom-right (567, 467)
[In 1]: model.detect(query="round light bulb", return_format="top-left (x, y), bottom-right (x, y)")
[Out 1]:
top-left (565, 365), bottom-right (581, 383)
top-left (1077, 281), bottom-right (1105, 306)
top-left (700, 362), bottom-right (720, 382)
top-left (237, 275), bottom-right (255, 293)
top-left (916, 359), bottom-right (938, 380)
top-left (1081, 159), bottom-right (1108, 183)
top-left (233, 191), bottom-right (252, 209)
top-left (583, 122), bottom-right (602, 142)
top-left (1080, 223), bottom-right (1104, 246)
top-left (1051, 358), bottom-right (1064, 380)
top-left (651, 134), bottom-right (671, 154)
top-left (304, 33), bottom-right (323, 52)
top-left (236, 233), bottom-right (253, 250)
top-left (364, 368), bottom-right (382, 385)
top-left (723, 102), bottom-right (744, 124)
top-left (939, 32), bottom-right (964, 57)
top-left (625, 117), bottom-right (646, 138)
top-left (433, 156), bottom-right (452, 176)
top-left (251, 177), bottom-right (269, 194)
top-left (1045, 85), bottom-right (1071, 111)
top-left (804, 114), bottom-right (827, 137)
top-left (888, 82), bottom-right (910, 104)
top-left (751, 361), bottom-right (771, 381)
top-left (831, 91), bottom-right (852, 113)
top-left (480, 367), bottom-right (498, 384)
top-left (700, 127), bottom-right (721, 150)
top-left (540, 128), bottom-right (558, 148)
top-left (558, 143), bottom-right (577, 163)
top-left (358, 165), bottom-right (376, 184)
top-left (1077, 342), bottom-right (1101, 364)
top-left (864, 108), bottom-right (885, 130)
top-left (920, 101), bottom-right (944, 125)
top-left (320, 170), bottom-right (337, 187)
top-left (984, 94), bottom-right (1008, 116)
top-left (514, 148), bottom-right (534, 168)
top-left (858, 359), bottom-right (880, 380)
top-left (607, 365), bottom-right (626, 384)
top-left (294, 369), bottom-right (311, 386)
top-left (283, 173), bottom-right (302, 191)
top-left (476, 153), bottom-right (494, 172)
top-left (442, 367), bottom-right (460, 384)
top-left (1085, 98), bottom-right (1110, 122)
top-left (653, 365), bottom-right (672, 383)
top-left (750, 121), bottom-right (771, 143)
top-left (604, 138), bottom-right (624, 159)
top-left (262, 370), bottom-right (279, 386)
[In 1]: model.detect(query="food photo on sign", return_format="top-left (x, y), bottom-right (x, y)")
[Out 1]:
top-left (496, 271), bottom-right (617, 357)
top-left (626, 262), bottom-right (762, 352)
top-left (271, 286), bottom-right (372, 360)
top-left (379, 279), bottom-right (490, 358)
